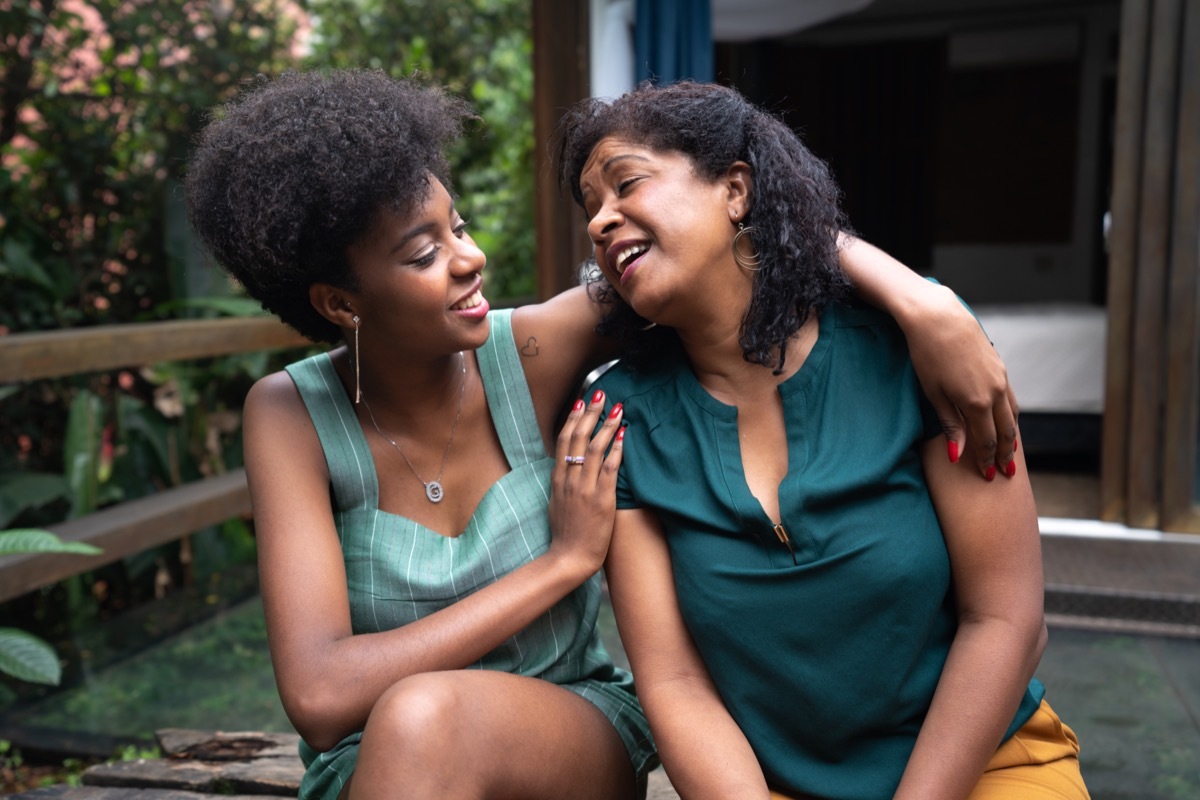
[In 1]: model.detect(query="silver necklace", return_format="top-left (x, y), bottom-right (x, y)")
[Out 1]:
top-left (360, 353), bottom-right (466, 504)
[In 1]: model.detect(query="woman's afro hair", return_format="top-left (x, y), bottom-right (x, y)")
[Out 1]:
top-left (185, 69), bottom-right (475, 344)
top-left (556, 80), bottom-right (852, 372)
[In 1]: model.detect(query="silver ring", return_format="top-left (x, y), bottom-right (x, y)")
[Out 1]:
top-left (564, 455), bottom-right (586, 465)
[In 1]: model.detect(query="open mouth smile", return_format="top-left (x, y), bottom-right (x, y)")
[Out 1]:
top-left (450, 279), bottom-right (489, 319)
top-left (451, 288), bottom-right (484, 311)
top-left (610, 242), bottom-right (649, 283)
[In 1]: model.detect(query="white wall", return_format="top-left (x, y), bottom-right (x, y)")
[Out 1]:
top-left (589, 0), bottom-right (634, 99)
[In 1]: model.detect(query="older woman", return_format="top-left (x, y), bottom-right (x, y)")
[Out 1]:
top-left (559, 81), bottom-right (1089, 800)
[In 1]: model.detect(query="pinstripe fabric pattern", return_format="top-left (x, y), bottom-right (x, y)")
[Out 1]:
top-left (285, 310), bottom-right (655, 800)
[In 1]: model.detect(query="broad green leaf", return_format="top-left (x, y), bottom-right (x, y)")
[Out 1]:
top-left (117, 393), bottom-right (173, 482)
top-left (0, 472), bottom-right (69, 528)
top-left (0, 240), bottom-right (56, 291)
top-left (0, 628), bottom-right (61, 685)
top-left (0, 528), bottom-right (102, 556)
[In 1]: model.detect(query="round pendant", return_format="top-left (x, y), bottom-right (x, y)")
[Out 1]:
top-left (425, 481), bottom-right (444, 503)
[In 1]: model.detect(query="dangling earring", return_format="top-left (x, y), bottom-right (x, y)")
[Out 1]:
top-left (733, 222), bottom-right (762, 271)
top-left (352, 315), bottom-right (362, 404)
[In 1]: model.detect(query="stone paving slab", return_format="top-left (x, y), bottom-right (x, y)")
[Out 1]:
top-left (1041, 532), bottom-right (1200, 597)
top-left (646, 768), bottom-right (679, 799)
top-left (7, 789), bottom-right (273, 800)
top-left (1036, 627), bottom-right (1200, 800)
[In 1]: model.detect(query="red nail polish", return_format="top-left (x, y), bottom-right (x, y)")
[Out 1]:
top-left (573, 399), bottom-right (584, 412)
top-left (617, 426), bottom-right (626, 441)
top-left (609, 403), bottom-right (623, 419)
top-left (1005, 459), bottom-right (1016, 478)
top-left (985, 465), bottom-right (996, 481)
top-left (1013, 439), bottom-right (1019, 453)
top-left (947, 441), bottom-right (960, 463)
top-left (591, 389), bottom-right (604, 404)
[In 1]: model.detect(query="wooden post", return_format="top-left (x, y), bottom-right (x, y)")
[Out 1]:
top-left (1160, 0), bottom-right (1200, 532)
top-left (1124, 0), bottom-right (1184, 529)
top-left (532, 0), bottom-right (592, 301)
top-left (1100, 0), bottom-right (1151, 524)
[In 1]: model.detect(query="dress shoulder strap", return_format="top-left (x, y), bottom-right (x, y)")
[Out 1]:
top-left (285, 353), bottom-right (377, 511)
top-left (477, 309), bottom-right (549, 469)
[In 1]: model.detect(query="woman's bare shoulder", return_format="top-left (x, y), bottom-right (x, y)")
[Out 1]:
top-left (242, 368), bottom-right (325, 469)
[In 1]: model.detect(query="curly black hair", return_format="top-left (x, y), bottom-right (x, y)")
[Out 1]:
top-left (556, 81), bottom-right (853, 372)
top-left (185, 69), bottom-right (475, 344)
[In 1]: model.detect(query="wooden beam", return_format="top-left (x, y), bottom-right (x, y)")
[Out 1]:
top-left (1161, 0), bottom-right (1200, 533)
top-left (0, 317), bottom-right (309, 383)
top-left (1100, 0), bottom-right (1151, 523)
top-left (532, 0), bottom-right (592, 301)
top-left (0, 470), bottom-right (251, 604)
top-left (1125, 0), bottom-right (1185, 529)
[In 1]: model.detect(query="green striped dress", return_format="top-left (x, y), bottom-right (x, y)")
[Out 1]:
top-left (284, 309), bottom-right (655, 800)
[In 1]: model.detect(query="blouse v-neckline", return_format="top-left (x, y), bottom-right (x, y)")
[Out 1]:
top-left (674, 306), bottom-right (836, 528)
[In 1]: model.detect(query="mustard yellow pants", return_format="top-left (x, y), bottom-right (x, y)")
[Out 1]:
top-left (769, 700), bottom-right (1090, 799)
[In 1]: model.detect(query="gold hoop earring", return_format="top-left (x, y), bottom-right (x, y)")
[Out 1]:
top-left (352, 315), bottom-right (362, 404)
top-left (733, 222), bottom-right (761, 271)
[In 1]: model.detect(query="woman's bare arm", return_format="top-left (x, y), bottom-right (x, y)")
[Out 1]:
top-left (606, 507), bottom-right (772, 799)
top-left (512, 286), bottom-right (617, 445)
top-left (892, 438), bottom-right (1046, 799)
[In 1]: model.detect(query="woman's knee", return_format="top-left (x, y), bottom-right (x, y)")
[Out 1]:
top-left (352, 673), bottom-right (489, 798)
top-left (364, 672), bottom-right (476, 752)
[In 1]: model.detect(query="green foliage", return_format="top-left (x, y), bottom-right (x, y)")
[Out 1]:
top-left (0, 0), bottom-right (534, 730)
top-left (0, 629), bottom-right (60, 686)
top-left (0, 529), bottom-right (101, 557)
top-left (0, 739), bottom-right (155, 791)
top-left (64, 391), bottom-right (105, 518)
top-left (0, 0), bottom-right (310, 605)
top-left (116, 744), bottom-right (160, 762)
top-left (0, 474), bottom-right (68, 529)
top-left (0, 738), bottom-right (23, 769)
top-left (0, 529), bottom-right (101, 685)
top-left (1, 0), bottom-right (306, 333)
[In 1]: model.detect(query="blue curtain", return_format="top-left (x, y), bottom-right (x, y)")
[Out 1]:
top-left (635, 0), bottom-right (713, 84)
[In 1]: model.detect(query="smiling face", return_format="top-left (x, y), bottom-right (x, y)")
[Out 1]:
top-left (340, 177), bottom-right (490, 359)
top-left (579, 137), bottom-right (751, 328)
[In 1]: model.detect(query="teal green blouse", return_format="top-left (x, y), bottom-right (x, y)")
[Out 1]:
top-left (595, 301), bottom-right (1042, 799)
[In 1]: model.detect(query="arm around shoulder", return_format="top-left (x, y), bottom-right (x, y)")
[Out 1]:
top-left (837, 236), bottom-right (1019, 479)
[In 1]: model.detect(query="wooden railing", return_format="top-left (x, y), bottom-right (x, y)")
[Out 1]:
top-left (0, 317), bottom-right (309, 604)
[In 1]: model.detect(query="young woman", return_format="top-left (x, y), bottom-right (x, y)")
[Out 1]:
top-left (559, 81), bottom-right (1089, 800)
top-left (185, 69), bottom-right (1025, 800)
